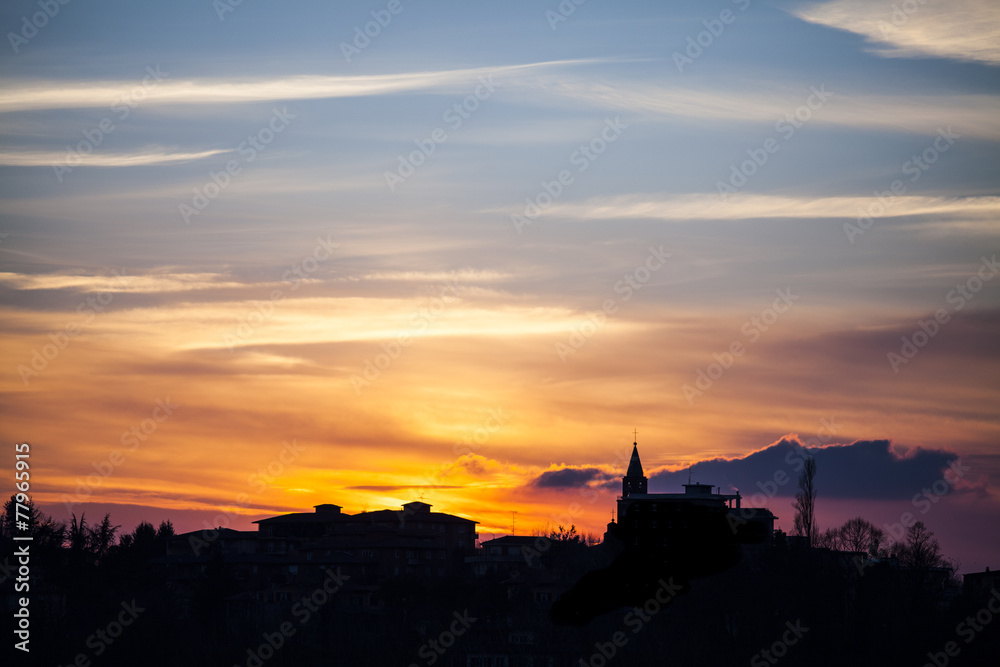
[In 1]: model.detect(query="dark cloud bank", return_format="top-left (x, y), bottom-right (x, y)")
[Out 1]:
top-left (533, 438), bottom-right (968, 501)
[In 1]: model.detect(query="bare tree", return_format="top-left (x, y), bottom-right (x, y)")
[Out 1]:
top-left (815, 526), bottom-right (844, 550)
top-left (814, 517), bottom-right (887, 557)
top-left (792, 456), bottom-right (817, 546)
top-left (549, 524), bottom-right (582, 544)
top-left (839, 516), bottom-right (887, 557)
top-left (893, 521), bottom-right (944, 569)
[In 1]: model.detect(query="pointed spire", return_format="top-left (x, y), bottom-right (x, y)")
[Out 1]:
top-left (626, 443), bottom-right (644, 478)
top-left (622, 438), bottom-right (648, 498)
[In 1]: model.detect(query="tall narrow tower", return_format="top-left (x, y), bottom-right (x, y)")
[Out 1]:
top-left (622, 440), bottom-right (648, 498)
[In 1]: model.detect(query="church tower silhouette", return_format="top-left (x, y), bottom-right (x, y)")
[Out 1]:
top-left (622, 439), bottom-right (648, 498)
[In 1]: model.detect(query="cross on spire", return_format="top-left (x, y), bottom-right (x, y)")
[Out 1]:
top-left (633, 428), bottom-right (638, 443)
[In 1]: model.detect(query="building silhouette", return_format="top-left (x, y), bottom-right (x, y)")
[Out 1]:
top-left (613, 440), bottom-right (777, 548)
top-left (255, 500), bottom-right (477, 577)
top-left (164, 500), bottom-right (478, 591)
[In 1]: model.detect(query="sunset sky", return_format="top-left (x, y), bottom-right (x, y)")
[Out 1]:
top-left (1, 1), bottom-right (998, 572)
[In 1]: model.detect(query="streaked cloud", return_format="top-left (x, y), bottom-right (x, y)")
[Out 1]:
top-left (0, 271), bottom-right (246, 293)
top-left (525, 78), bottom-right (1000, 139)
top-left (542, 193), bottom-right (1000, 222)
top-left (143, 299), bottom-right (609, 351)
top-left (0, 148), bottom-right (227, 168)
top-left (792, 0), bottom-right (1000, 66)
top-left (346, 269), bottom-right (512, 283)
top-left (345, 484), bottom-right (464, 491)
top-left (0, 291), bottom-right (612, 352)
top-left (0, 60), bottom-right (597, 113)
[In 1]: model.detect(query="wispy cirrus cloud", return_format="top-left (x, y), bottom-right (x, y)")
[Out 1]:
top-left (792, 0), bottom-right (1000, 66)
top-left (0, 60), bottom-right (599, 113)
top-left (0, 271), bottom-right (244, 293)
top-left (524, 77), bottom-right (1000, 139)
top-left (0, 148), bottom-right (227, 167)
top-left (0, 292), bottom-right (593, 352)
top-left (541, 193), bottom-right (1000, 222)
top-left (345, 269), bottom-right (512, 283)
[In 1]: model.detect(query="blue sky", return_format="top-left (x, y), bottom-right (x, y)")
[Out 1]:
top-left (1, 0), bottom-right (998, 571)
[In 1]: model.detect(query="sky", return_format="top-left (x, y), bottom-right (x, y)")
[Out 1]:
top-left (0, 0), bottom-right (998, 572)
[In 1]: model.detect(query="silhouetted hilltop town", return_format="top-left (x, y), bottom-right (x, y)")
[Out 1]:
top-left (2, 441), bottom-right (997, 666)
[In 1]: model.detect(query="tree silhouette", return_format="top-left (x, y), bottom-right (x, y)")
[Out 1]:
top-left (69, 512), bottom-right (90, 553)
top-left (90, 513), bottom-right (120, 561)
top-left (892, 521), bottom-right (944, 569)
top-left (837, 516), bottom-right (887, 557)
top-left (814, 516), bottom-right (887, 557)
top-left (816, 516), bottom-right (888, 558)
top-left (155, 519), bottom-right (175, 542)
top-left (815, 526), bottom-right (844, 550)
top-left (548, 524), bottom-right (582, 544)
top-left (118, 520), bottom-right (159, 558)
top-left (792, 456), bottom-right (817, 546)
top-left (1, 494), bottom-right (65, 547)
